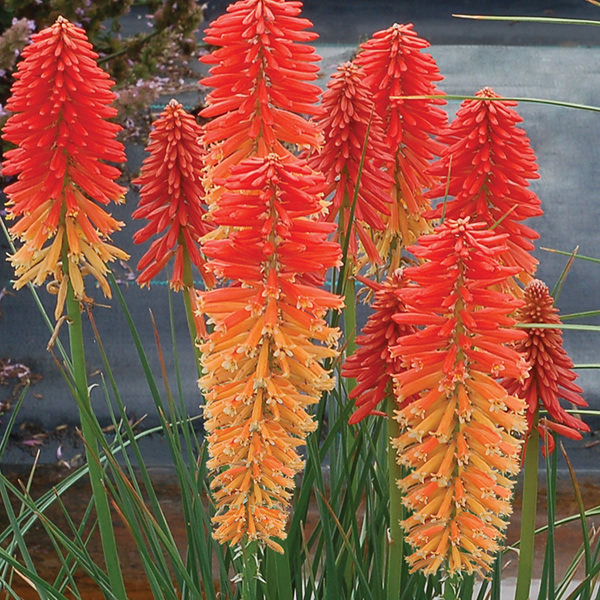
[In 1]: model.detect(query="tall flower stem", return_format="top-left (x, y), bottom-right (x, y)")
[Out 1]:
top-left (515, 413), bottom-right (540, 600)
top-left (386, 389), bottom-right (404, 600)
top-left (344, 276), bottom-right (357, 373)
top-left (65, 284), bottom-right (127, 600)
top-left (181, 245), bottom-right (202, 377)
top-left (444, 574), bottom-right (460, 600)
top-left (239, 541), bottom-right (259, 600)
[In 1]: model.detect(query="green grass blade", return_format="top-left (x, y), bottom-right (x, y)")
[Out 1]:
top-left (453, 14), bottom-right (600, 26)
top-left (0, 385), bottom-right (28, 458)
top-left (393, 94), bottom-right (600, 114)
top-left (551, 246), bottom-right (579, 302)
top-left (315, 488), bottom-right (375, 600)
top-left (516, 323), bottom-right (600, 332)
top-left (0, 477), bottom-right (49, 600)
top-left (539, 434), bottom-right (558, 600)
top-left (561, 443), bottom-right (592, 600)
top-left (515, 426), bottom-right (540, 600)
top-left (541, 247), bottom-right (600, 264)
top-left (561, 311), bottom-right (600, 321)
top-left (0, 475), bottom-right (118, 598)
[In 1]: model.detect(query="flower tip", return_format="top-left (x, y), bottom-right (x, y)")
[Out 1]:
top-left (477, 86), bottom-right (499, 98)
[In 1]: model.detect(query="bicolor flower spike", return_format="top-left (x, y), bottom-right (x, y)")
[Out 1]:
top-left (391, 218), bottom-right (528, 576)
top-left (2, 17), bottom-right (128, 319)
top-left (197, 154), bottom-right (343, 552)
top-left (502, 279), bottom-right (588, 454)
top-left (133, 99), bottom-right (214, 291)
top-left (428, 87), bottom-right (543, 287)
top-left (354, 23), bottom-right (448, 270)
top-left (341, 270), bottom-right (416, 424)
top-left (307, 61), bottom-right (394, 267)
top-left (199, 0), bottom-right (323, 185)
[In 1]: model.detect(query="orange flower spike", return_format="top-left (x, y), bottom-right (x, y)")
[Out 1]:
top-left (342, 270), bottom-right (417, 424)
top-left (308, 62), bottom-right (394, 266)
top-left (427, 87), bottom-right (543, 285)
top-left (200, 0), bottom-right (323, 183)
top-left (391, 218), bottom-right (529, 576)
top-left (502, 279), bottom-right (589, 454)
top-left (132, 99), bottom-right (214, 291)
top-left (353, 23), bottom-right (448, 265)
top-left (198, 154), bottom-right (343, 550)
top-left (3, 17), bottom-right (128, 318)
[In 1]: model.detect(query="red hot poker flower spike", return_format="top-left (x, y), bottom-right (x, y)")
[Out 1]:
top-left (133, 99), bottom-right (214, 291)
top-left (354, 23), bottom-right (448, 268)
top-left (307, 62), bottom-right (394, 267)
top-left (502, 279), bottom-right (588, 454)
top-left (392, 218), bottom-right (528, 576)
top-left (341, 269), bottom-right (416, 424)
top-left (200, 0), bottom-right (323, 184)
top-left (197, 154), bottom-right (343, 552)
top-left (427, 87), bottom-right (543, 286)
top-left (3, 17), bottom-right (128, 319)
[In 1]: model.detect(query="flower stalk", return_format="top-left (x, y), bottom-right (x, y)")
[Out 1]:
top-left (427, 87), bottom-right (543, 288)
top-left (2, 17), bottom-right (130, 597)
top-left (65, 277), bottom-right (128, 600)
top-left (198, 155), bottom-right (342, 552)
top-left (307, 61), bottom-right (394, 269)
top-left (515, 410), bottom-right (540, 600)
top-left (2, 17), bottom-right (129, 320)
top-left (354, 23), bottom-right (447, 270)
top-left (391, 218), bottom-right (529, 576)
top-left (132, 99), bottom-right (213, 356)
top-left (386, 386), bottom-right (405, 600)
top-left (503, 279), bottom-right (588, 598)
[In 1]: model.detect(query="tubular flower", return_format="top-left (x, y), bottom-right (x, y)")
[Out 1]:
top-left (307, 61), bottom-right (394, 266)
top-left (2, 17), bottom-right (128, 319)
top-left (391, 218), bottom-right (529, 576)
top-left (133, 99), bottom-right (214, 292)
top-left (199, 0), bottom-right (323, 185)
top-left (341, 270), bottom-right (416, 424)
top-left (502, 279), bottom-right (588, 454)
top-left (427, 87), bottom-right (543, 287)
top-left (353, 23), bottom-right (447, 269)
top-left (197, 154), bottom-right (343, 552)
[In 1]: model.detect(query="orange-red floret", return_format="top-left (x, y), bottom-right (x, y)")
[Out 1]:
top-left (427, 87), bottom-right (543, 285)
top-left (391, 217), bottom-right (528, 575)
top-left (199, 0), bottom-right (323, 184)
top-left (353, 23), bottom-right (448, 265)
top-left (197, 154), bottom-right (342, 551)
top-left (341, 270), bottom-right (416, 424)
top-left (502, 279), bottom-right (588, 454)
top-left (133, 99), bottom-right (214, 291)
top-left (2, 17), bottom-right (128, 318)
top-left (307, 61), bottom-right (394, 266)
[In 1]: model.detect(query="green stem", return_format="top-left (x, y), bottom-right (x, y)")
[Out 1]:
top-left (514, 419), bottom-right (540, 600)
top-left (387, 392), bottom-right (404, 600)
top-left (239, 540), bottom-right (259, 600)
top-left (181, 245), bottom-right (203, 378)
top-left (65, 285), bottom-right (128, 600)
top-left (344, 276), bottom-right (357, 381)
top-left (97, 27), bottom-right (164, 65)
top-left (444, 573), bottom-right (460, 600)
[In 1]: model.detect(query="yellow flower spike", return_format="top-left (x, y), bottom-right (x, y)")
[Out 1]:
top-left (353, 24), bottom-right (448, 270)
top-left (198, 156), bottom-right (342, 551)
top-left (390, 219), bottom-right (528, 576)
